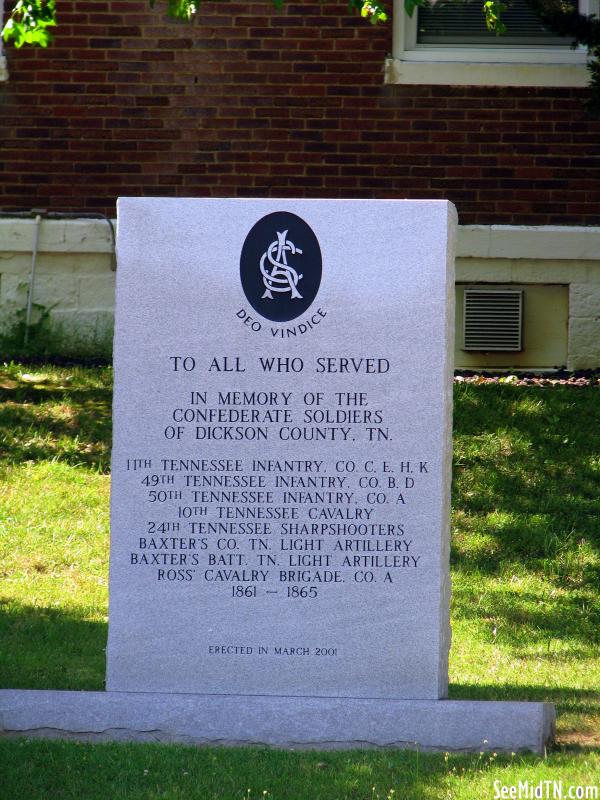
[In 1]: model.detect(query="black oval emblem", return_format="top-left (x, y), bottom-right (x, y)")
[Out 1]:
top-left (240, 212), bottom-right (322, 323)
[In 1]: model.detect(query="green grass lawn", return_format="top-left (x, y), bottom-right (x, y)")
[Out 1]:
top-left (0, 363), bottom-right (598, 799)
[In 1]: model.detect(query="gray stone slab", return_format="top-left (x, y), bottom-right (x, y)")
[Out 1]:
top-left (108, 198), bottom-right (456, 700)
top-left (0, 690), bottom-right (555, 754)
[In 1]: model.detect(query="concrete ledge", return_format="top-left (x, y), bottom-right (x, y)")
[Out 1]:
top-left (1, 219), bottom-right (598, 368)
top-left (457, 225), bottom-right (600, 261)
top-left (0, 219), bottom-right (114, 254)
top-left (2, 219), bottom-right (598, 262)
top-left (0, 690), bottom-right (555, 754)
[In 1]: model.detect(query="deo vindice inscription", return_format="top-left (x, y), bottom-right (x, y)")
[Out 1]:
top-left (107, 198), bottom-right (456, 702)
top-left (240, 211), bottom-right (322, 322)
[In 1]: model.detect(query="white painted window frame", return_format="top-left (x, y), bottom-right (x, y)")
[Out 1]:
top-left (0, 0), bottom-right (7, 81)
top-left (387, 0), bottom-right (598, 86)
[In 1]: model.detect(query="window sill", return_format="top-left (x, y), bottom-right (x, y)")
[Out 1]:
top-left (384, 57), bottom-right (589, 87)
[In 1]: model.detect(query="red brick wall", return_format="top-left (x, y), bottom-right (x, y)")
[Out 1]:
top-left (1, 0), bottom-right (599, 224)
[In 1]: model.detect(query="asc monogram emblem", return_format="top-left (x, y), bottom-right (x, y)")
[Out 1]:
top-left (260, 230), bottom-right (303, 300)
top-left (240, 211), bottom-right (322, 323)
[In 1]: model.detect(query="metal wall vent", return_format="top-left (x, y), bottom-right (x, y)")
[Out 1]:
top-left (463, 289), bottom-right (524, 351)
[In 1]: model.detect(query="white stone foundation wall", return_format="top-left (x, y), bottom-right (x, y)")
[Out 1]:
top-left (456, 226), bottom-right (600, 371)
top-left (0, 218), bottom-right (115, 355)
top-left (1, 218), bottom-right (599, 369)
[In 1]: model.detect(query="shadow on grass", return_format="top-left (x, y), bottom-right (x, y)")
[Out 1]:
top-left (0, 378), bottom-right (112, 472)
top-left (0, 737), bottom-right (502, 800)
top-left (452, 582), bottom-right (600, 651)
top-left (1, 737), bottom-right (598, 800)
top-left (0, 599), bottom-right (107, 691)
top-left (452, 384), bottom-right (600, 585)
top-left (449, 682), bottom-right (599, 715)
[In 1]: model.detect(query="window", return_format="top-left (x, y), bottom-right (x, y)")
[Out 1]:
top-left (387, 0), bottom-right (598, 86)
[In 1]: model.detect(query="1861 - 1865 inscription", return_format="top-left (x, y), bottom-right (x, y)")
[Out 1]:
top-left (107, 198), bottom-right (456, 701)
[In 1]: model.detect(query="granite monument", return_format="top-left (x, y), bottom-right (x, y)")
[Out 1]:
top-left (0, 198), bottom-right (554, 752)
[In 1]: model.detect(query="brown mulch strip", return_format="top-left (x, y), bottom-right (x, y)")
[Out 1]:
top-left (454, 371), bottom-right (600, 387)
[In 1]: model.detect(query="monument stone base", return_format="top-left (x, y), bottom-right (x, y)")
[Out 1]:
top-left (0, 690), bottom-right (555, 755)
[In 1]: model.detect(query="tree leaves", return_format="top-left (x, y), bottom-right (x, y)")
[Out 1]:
top-left (483, 0), bottom-right (508, 34)
top-left (2, 0), bottom-right (56, 48)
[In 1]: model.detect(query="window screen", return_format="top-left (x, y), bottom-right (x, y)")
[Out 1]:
top-left (417, 0), bottom-right (575, 45)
